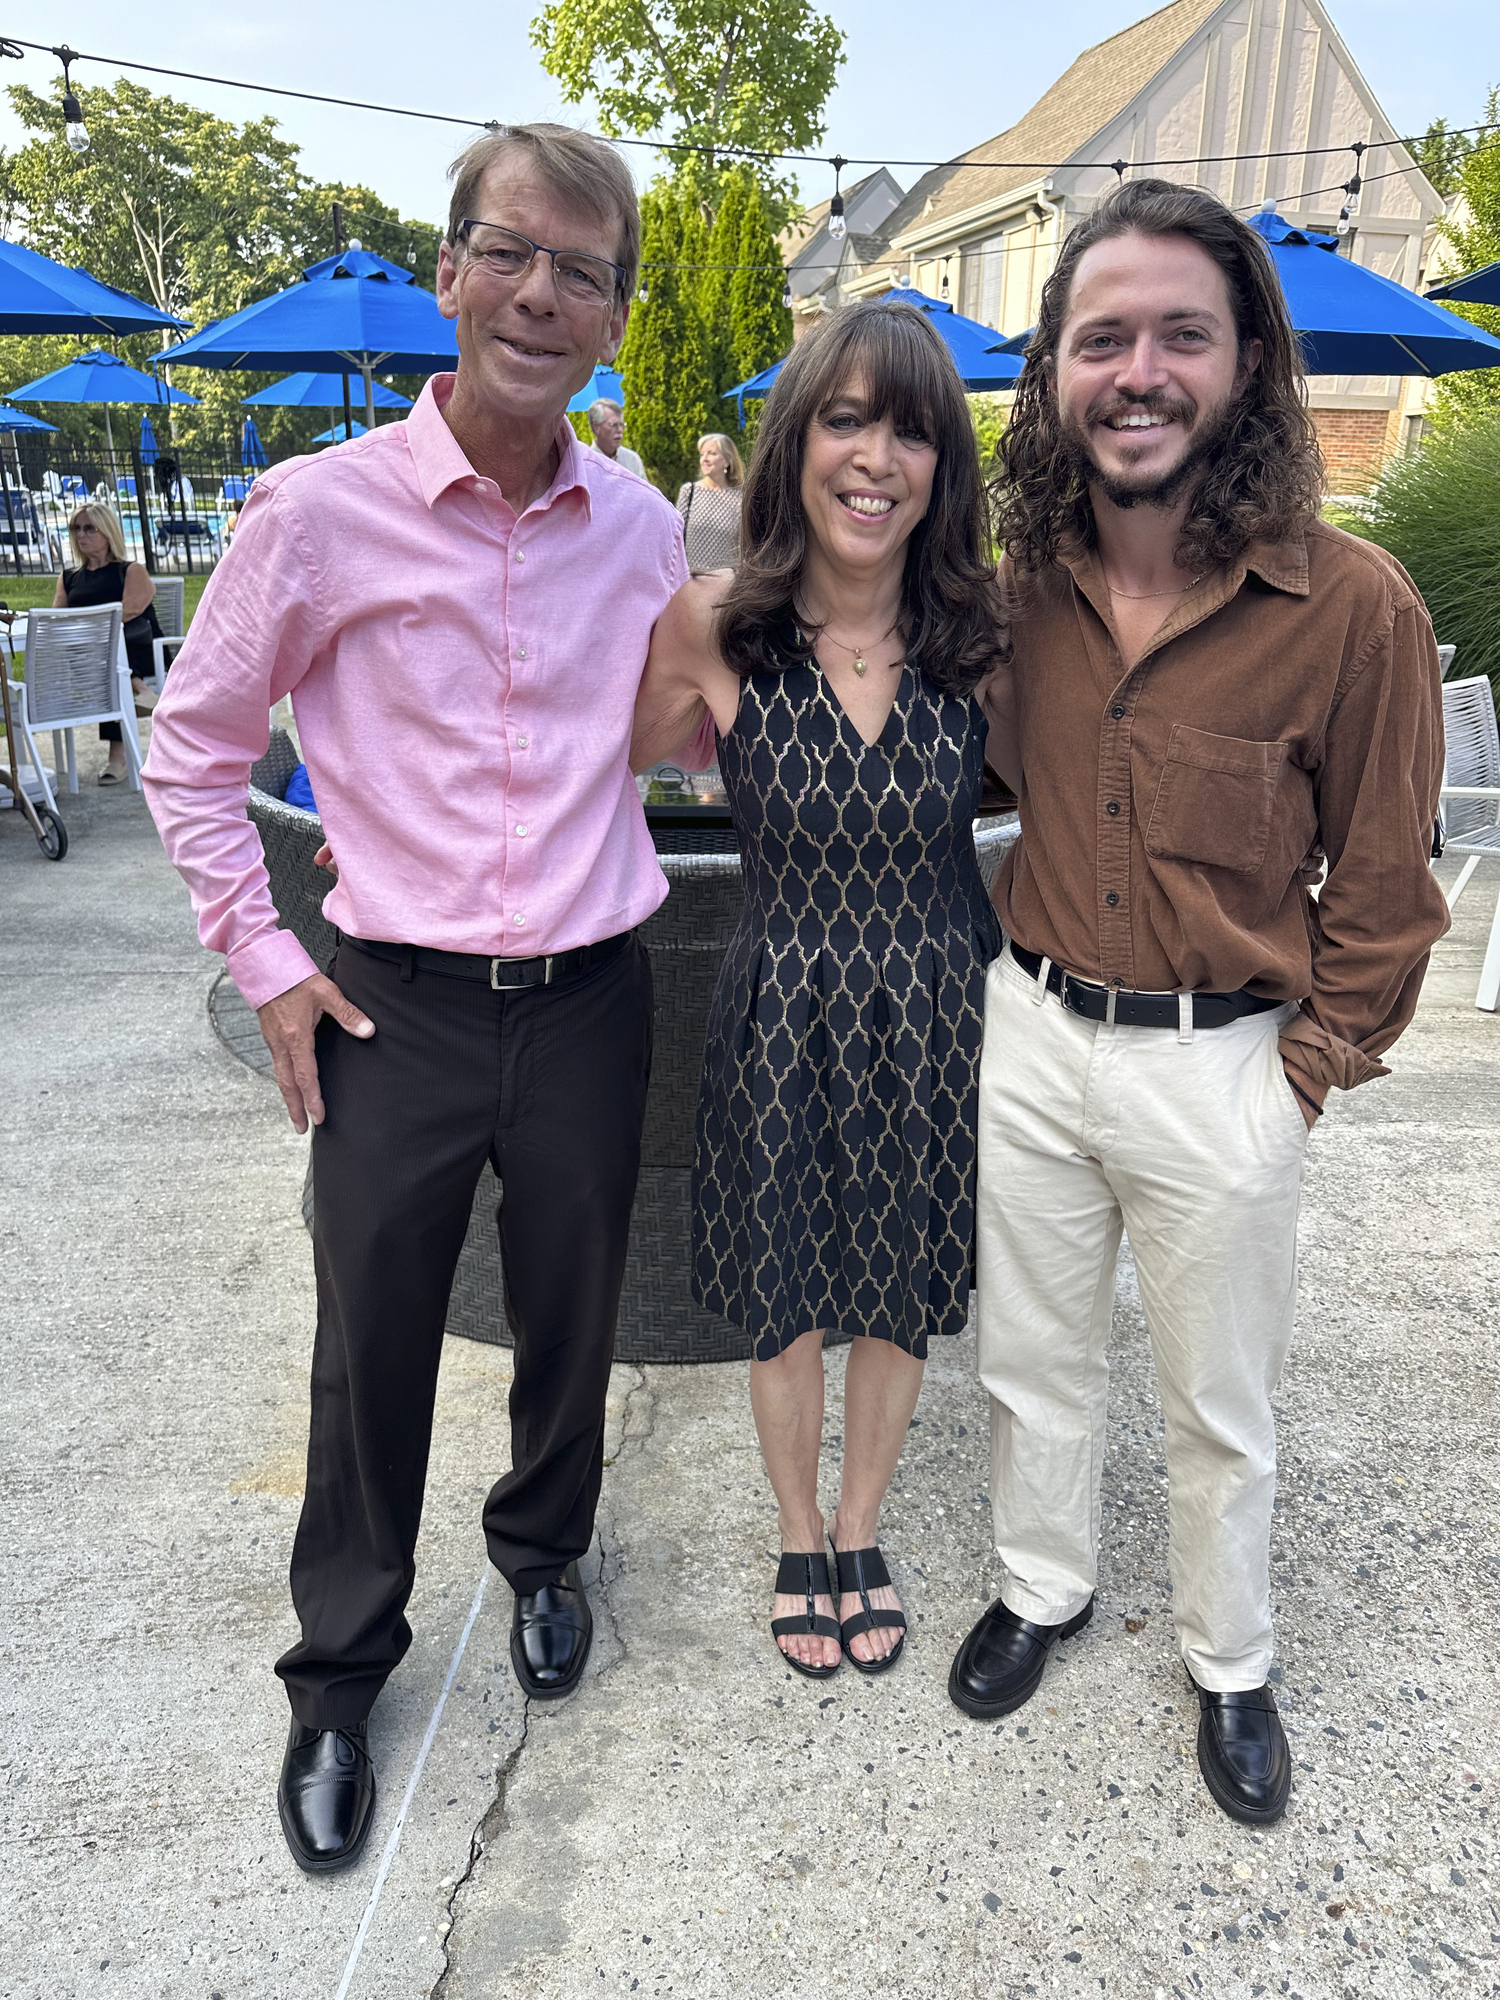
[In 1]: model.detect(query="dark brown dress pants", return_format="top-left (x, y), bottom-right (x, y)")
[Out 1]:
top-left (274, 934), bottom-right (652, 1727)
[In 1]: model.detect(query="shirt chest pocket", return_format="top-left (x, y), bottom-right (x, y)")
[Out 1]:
top-left (1143, 725), bottom-right (1289, 875)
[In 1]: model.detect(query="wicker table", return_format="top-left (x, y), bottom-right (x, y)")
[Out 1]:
top-left (245, 730), bottom-right (1019, 1363)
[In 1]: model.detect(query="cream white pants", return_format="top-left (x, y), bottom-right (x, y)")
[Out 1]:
top-left (975, 945), bottom-right (1310, 1691)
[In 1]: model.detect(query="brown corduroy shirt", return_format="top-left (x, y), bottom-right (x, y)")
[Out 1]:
top-left (991, 519), bottom-right (1450, 1109)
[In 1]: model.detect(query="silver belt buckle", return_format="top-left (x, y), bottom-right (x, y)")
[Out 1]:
top-left (490, 955), bottom-right (554, 990)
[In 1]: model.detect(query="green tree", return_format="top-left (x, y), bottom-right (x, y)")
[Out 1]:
top-left (703, 163), bottom-right (751, 398)
top-left (1, 78), bottom-right (440, 458)
top-left (1431, 92), bottom-right (1500, 430)
top-left (531, 0), bottom-right (843, 201)
top-left (729, 170), bottom-right (790, 383)
top-left (617, 179), bottom-right (716, 492)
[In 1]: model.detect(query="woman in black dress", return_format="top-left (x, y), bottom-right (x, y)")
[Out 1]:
top-left (633, 301), bottom-right (1010, 1679)
top-left (53, 502), bottom-right (162, 784)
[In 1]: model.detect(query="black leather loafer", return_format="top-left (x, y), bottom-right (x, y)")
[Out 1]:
top-left (510, 1560), bottom-right (593, 1699)
top-left (277, 1719), bottom-right (376, 1873)
top-left (948, 1594), bottom-right (1094, 1719)
top-left (1192, 1678), bottom-right (1291, 1824)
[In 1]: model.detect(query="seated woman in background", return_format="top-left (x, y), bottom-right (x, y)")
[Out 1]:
top-left (676, 432), bottom-right (744, 574)
top-left (54, 502), bottom-right (161, 785)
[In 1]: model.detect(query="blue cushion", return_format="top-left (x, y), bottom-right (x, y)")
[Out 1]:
top-left (284, 762), bottom-right (318, 813)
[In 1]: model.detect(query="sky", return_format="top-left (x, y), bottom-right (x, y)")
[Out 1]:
top-left (0, 0), bottom-right (1496, 235)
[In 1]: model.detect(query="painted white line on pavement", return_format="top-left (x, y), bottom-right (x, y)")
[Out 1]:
top-left (333, 1563), bottom-right (492, 2000)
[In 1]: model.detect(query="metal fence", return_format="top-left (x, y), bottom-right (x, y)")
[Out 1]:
top-left (0, 434), bottom-right (263, 578)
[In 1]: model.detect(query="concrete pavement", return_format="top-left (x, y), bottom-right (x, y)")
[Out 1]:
top-left (2, 737), bottom-right (1497, 2000)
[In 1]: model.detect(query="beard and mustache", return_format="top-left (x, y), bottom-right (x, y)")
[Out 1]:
top-left (1057, 390), bottom-right (1240, 511)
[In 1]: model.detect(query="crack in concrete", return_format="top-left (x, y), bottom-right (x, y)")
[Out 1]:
top-left (427, 1365), bottom-right (658, 1998)
top-left (429, 1710), bottom-right (531, 1999)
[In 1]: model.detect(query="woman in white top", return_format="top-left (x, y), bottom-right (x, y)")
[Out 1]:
top-left (675, 433), bottom-right (744, 574)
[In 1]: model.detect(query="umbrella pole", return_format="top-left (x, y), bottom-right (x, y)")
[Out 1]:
top-left (363, 365), bottom-right (376, 432)
top-left (103, 405), bottom-right (118, 507)
top-left (341, 374), bottom-right (353, 446)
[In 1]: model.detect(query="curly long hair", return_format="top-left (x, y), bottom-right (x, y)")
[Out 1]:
top-left (995, 178), bottom-right (1324, 573)
top-left (716, 300), bottom-right (1008, 695)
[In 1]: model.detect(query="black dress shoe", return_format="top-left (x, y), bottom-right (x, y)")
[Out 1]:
top-left (277, 1719), bottom-right (376, 1873)
top-left (1192, 1678), bottom-right (1291, 1824)
top-left (948, 1594), bottom-right (1094, 1719)
top-left (510, 1560), bottom-right (593, 1699)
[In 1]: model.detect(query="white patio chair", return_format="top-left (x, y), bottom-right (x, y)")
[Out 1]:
top-left (145, 575), bottom-right (186, 690)
top-left (13, 604), bottom-right (140, 799)
top-left (1438, 673), bottom-right (1500, 1013)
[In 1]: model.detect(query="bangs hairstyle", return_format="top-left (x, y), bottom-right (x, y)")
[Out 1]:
top-left (996, 177), bottom-right (1324, 574)
top-left (446, 123), bottom-right (640, 299)
top-left (716, 300), bottom-right (1008, 695)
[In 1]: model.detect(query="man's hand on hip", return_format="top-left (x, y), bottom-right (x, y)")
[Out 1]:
top-left (257, 973), bottom-right (374, 1133)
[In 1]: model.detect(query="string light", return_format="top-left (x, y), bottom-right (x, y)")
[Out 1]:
top-left (56, 45), bottom-right (89, 153)
top-left (1336, 139), bottom-right (1366, 236)
top-left (827, 155), bottom-right (847, 242)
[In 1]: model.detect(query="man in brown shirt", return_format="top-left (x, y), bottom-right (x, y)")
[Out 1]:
top-left (951, 179), bottom-right (1448, 1826)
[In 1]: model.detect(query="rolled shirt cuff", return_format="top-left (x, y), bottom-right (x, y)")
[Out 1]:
top-left (1278, 1010), bottom-right (1390, 1101)
top-left (226, 928), bottom-right (321, 1012)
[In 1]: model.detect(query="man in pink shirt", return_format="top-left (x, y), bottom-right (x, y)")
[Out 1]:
top-left (145, 125), bottom-right (687, 1874)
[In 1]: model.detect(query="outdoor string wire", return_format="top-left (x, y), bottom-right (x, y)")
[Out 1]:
top-left (3, 32), bottom-right (1496, 183)
top-left (332, 1563), bottom-right (491, 2000)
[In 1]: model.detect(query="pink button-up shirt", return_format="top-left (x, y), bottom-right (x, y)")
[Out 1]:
top-left (144, 376), bottom-right (688, 1009)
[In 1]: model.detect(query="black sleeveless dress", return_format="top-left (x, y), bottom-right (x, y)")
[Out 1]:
top-left (692, 657), bottom-right (1001, 1360)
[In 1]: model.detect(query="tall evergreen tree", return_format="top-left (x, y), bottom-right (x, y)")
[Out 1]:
top-left (703, 166), bottom-right (752, 401)
top-left (729, 175), bottom-right (793, 441)
top-left (617, 180), bottom-right (716, 493)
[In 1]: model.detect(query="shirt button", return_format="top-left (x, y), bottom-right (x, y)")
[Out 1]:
top-left (474, 480), bottom-right (488, 495)
top-left (515, 823), bottom-right (528, 837)
top-left (1111, 705), bottom-right (1125, 720)
top-left (517, 647), bottom-right (527, 659)
top-left (513, 913), bottom-right (527, 927)
top-left (1105, 891), bottom-right (1120, 906)
top-left (1105, 800), bottom-right (1121, 816)
top-left (516, 735), bottom-right (529, 748)
top-left (515, 550), bottom-right (525, 562)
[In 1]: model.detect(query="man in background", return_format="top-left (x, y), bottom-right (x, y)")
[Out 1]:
top-left (588, 396), bottom-right (645, 477)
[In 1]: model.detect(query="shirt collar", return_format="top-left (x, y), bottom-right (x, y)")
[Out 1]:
top-left (406, 372), bottom-right (594, 520)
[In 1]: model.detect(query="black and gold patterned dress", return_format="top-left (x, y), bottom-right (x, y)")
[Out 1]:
top-left (693, 656), bottom-right (1002, 1360)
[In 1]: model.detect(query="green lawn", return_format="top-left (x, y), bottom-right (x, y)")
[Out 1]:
top-left (0, 572), bottom-right (211, 623)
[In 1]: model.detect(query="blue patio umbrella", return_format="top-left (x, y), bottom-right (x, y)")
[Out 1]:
top-left (0, 237), bottom-right (186, 336)
top-left (8, 348), bottom-right (199, 406)
top-left (241, 416), bottom-right (269, 468)
top-left (241, 371), bottom-right (412, 410)
top-left (1426, 260), bottom-right (1500, 308)
top-left (1243, 211), bottom-right (1500, 376)
top-left (163, 246), bottom-right (457, 429)
top-left (139, 413), bottom-right (159, 465)
top-left (9, 347), bottom-right (198, 468)
top-left (722, 359), bottom-right (784, 424)
top-left (0, 404), bottom-right (57, 432)
top-left (567, 364), bottom-right (625, 414)
top-left (313, 420), bottom-right (367, 442)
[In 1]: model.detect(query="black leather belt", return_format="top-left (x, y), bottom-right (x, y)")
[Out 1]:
top-left (1007, 941), bottom-right (1282, 1030)
top-left (345, 928), bottom-right (632, 990)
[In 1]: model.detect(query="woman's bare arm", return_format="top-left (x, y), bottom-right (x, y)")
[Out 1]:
top-left (121, 563), bottom-right (156, 620)
top-left (51, 574), bottom-right (66, 607)
top-left (631, 573), bottom-right (742, 773)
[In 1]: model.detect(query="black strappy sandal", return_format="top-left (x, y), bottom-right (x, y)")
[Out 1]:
top-left (771, 1550), bottom-right (842, 1679)
top-left (831, 1542), bottom-right (908, 1676)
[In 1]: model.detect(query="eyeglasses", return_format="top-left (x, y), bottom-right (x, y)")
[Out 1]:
top-left (72, 522), bottom-right (101, 536)
top-left (457, 221), bottom-right (623, 306)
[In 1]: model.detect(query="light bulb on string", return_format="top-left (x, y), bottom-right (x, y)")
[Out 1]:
top-left (406, 236), bottom-right (417, 267)
top-left (637, 282), bottom-right (649, 302)
top-left (55, 49), bottom-right (88, 153)
top-left (939, 258), bottom-right (951, 302)
top-left (782, 285), bottom-right (793, 308)
top-left (827, 154), bottom-right (848, 242)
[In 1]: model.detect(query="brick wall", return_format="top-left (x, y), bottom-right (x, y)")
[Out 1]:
top-left (1313, 408), bottom-right (1391, 492)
